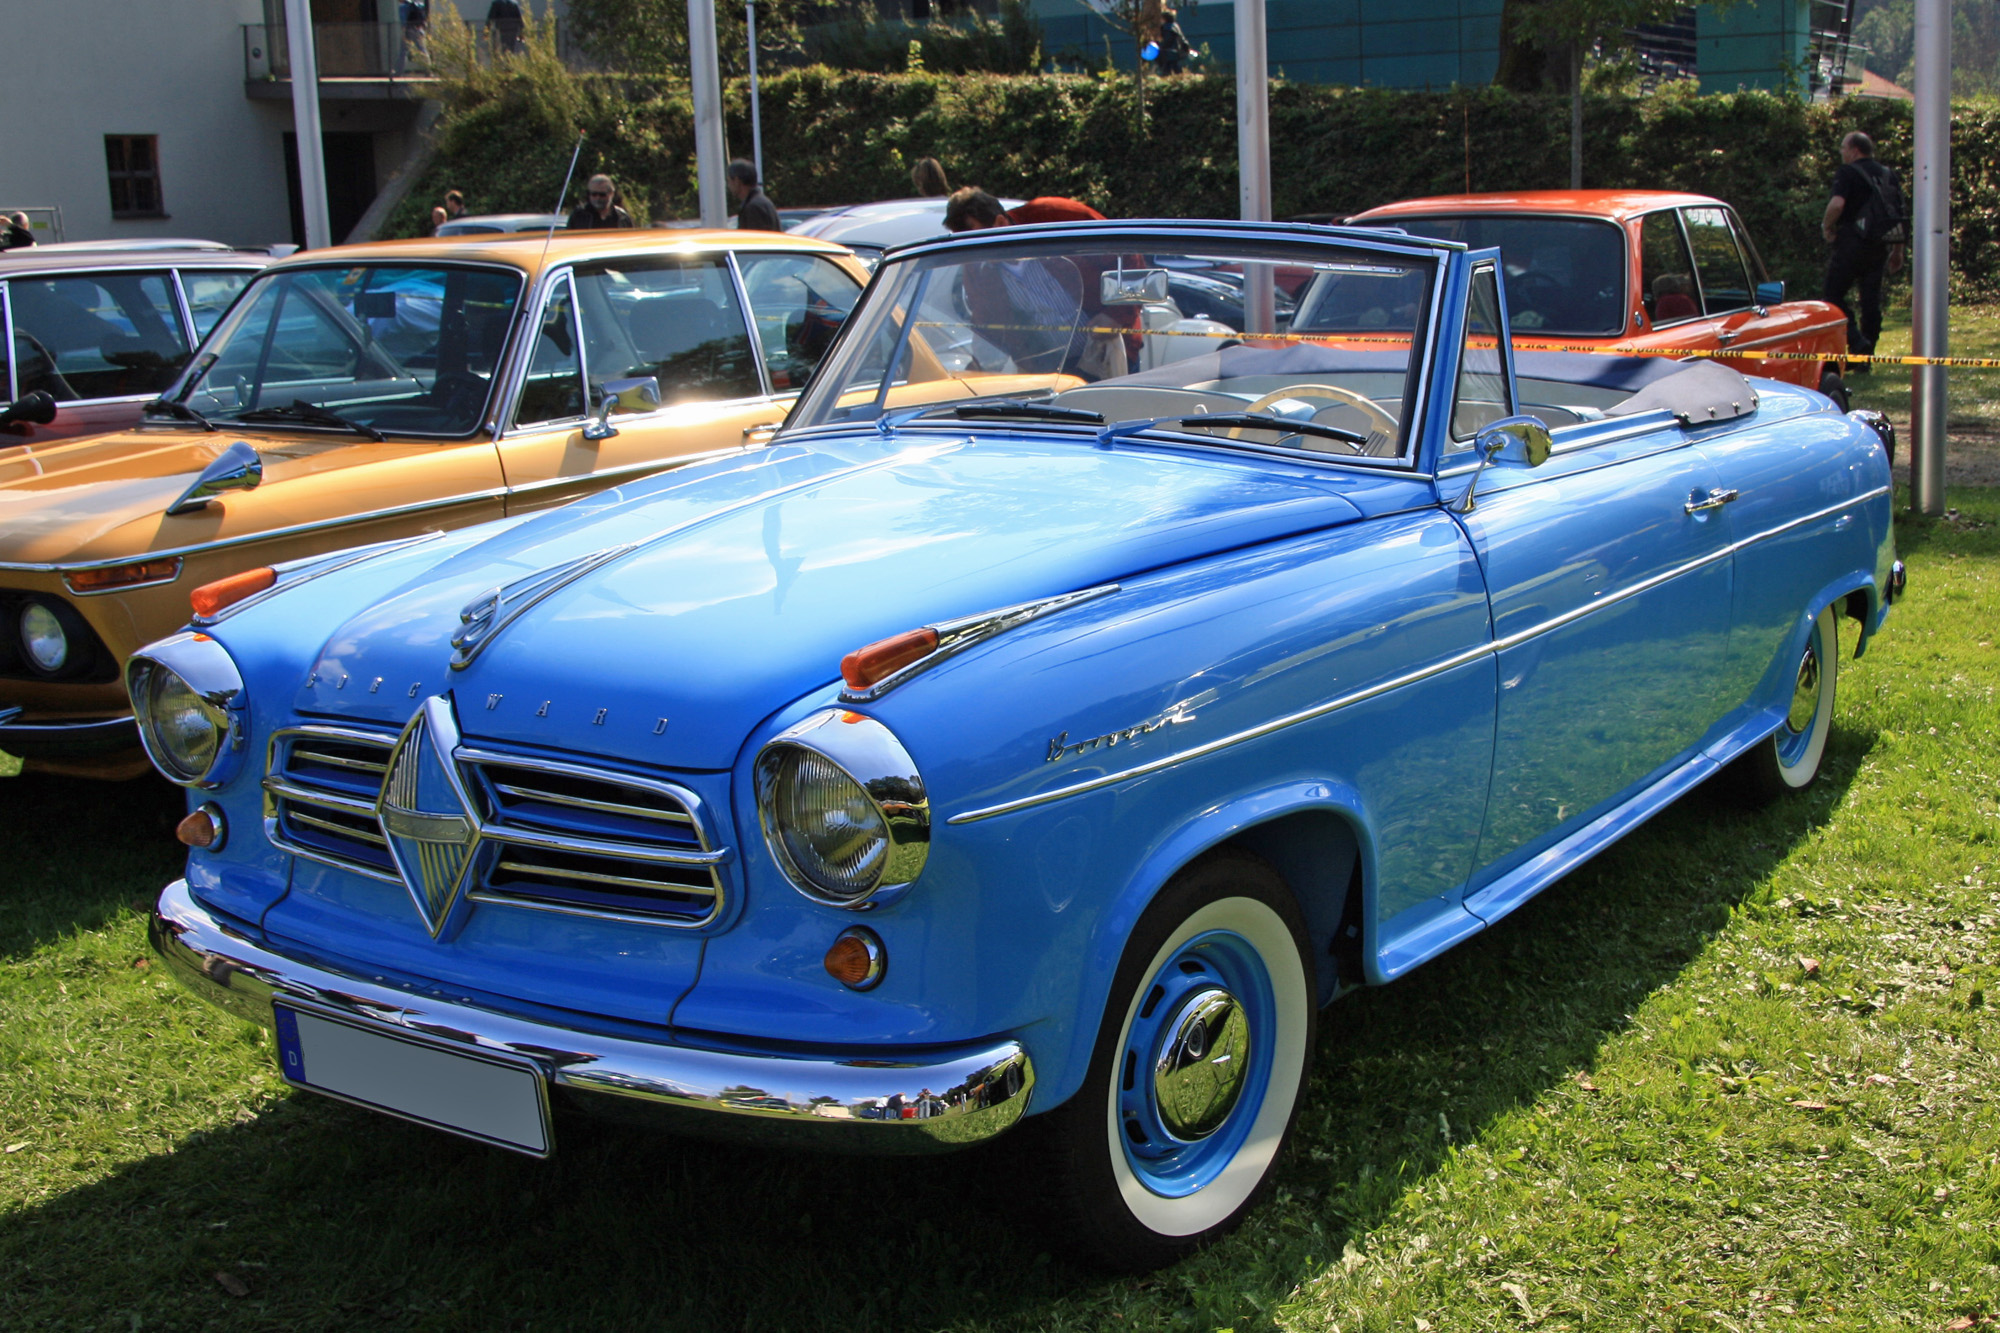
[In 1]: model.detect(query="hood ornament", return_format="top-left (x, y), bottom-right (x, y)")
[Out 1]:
top-left (450, 544), bottom-right (635, 669)
top-left (376, 695), bottom-right (481, 938)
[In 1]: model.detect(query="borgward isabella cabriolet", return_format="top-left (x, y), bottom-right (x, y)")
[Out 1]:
top-left (136, 220), bottom-right (1903, 1270)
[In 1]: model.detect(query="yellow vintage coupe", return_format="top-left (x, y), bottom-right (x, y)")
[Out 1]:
top-left (0, 229), bottom-right (891, 777)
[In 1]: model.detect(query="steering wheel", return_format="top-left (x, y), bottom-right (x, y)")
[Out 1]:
top-left (1225, 385), bottom-right (1399, 453)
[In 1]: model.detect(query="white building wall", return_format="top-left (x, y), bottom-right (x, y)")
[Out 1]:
top-left (0, 0), bottom-right (302, 248)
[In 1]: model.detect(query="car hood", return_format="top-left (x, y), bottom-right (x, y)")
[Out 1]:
top-left (298, 435), bottom-right (1367, 768)
top-left (0, 426), bottom-right (481, 566)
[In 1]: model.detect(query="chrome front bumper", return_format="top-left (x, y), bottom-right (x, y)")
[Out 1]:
top-left (151, 878), bottom-right (1035, 1154)
top-left (0, 708), bottom-right (137, 760)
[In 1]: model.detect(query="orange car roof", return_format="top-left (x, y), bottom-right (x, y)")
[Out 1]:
top-left (265, 227), bottom-right (856, 278)
top-left (1352, 190), bottom-right (1726, 223)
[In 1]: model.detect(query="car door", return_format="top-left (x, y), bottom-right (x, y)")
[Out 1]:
top-left (495, 253), bottom-right (808, 515)
top-left (1684, 204), bottom-right (1797, 382)
top-left (1450, 261), bottom-right (1736, 910)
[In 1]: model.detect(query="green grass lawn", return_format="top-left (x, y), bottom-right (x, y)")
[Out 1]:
top-left (1, 490), bottom-right (1995, 1332)
top-left (1847, 300), bottom-right (2000, 429)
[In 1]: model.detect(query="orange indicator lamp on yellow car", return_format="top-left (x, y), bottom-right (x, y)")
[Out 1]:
top-left (63, 558), bottom-right (182, 594)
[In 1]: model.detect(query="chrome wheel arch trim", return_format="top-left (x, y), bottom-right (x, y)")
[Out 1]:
top-left (947, 482), bottom-right (1890, 825)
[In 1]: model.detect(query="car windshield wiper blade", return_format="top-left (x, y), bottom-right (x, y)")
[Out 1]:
top-left (232, 400), bottom-right (384, 441)
top-left (879, 399), bottom-right (1105, 435)
top-left (1178, 413), bottom-right (1368, 447)
top-left (141, 399), bottom-right (216, 431)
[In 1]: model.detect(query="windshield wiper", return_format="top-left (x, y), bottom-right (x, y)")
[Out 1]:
top-left (141, 399), bottom-right (216, 431)
top-left (232, 400), bottom-right (384, 442)
top-left (879, 399), bottom-right (1105, 435)
top-left (1177, 413), bottom-right (1368, 448)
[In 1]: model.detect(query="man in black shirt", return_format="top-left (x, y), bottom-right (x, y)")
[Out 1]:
top-left (727, 160), bottom-right (781, 232)
top-left (567, 175), bottom-right (635, 230)
top-left (1, 212), bottom-right (34, 250)
top-left (1821, 131), bottom-right (1905, 368)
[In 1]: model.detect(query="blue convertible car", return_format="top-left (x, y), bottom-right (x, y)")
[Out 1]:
top-left (136, 221), bottom-right (1901, 1270)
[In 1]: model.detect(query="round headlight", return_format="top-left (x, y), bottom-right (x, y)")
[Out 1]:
top-left (126, 633), bottom-right (245, 788)
top-left (136, 664), bottom-right (224, 782)
top-left (768, 746), bottom-right (890, 902)
top-left (756, 711), bottom-right (930, 908)
top-left (19, 602), bottom-right (69, 673)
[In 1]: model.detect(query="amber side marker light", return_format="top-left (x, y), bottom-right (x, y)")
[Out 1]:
top-left (190, 567), bottom-right (276, 619)
top-left (824, 927), bottom-right (886, 990)
top-left (64, 558), bottom-right (182, 594)
top-left (176, 804), bottom-right (226, 851)
top-left (840, 627), bottom-right (939, 690)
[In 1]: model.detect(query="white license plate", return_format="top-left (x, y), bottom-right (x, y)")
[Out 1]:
top-left (273, 1004), bottom-right (551, 1156)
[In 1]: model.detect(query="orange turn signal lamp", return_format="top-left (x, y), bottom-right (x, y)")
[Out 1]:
top-left (823, 927), bottom-right (885, 990)
top-left (63, 558), bottom-right (182, 594)
top-left (840, 627), bottom-right (939, 691)
top-left (176, 805), bottom-right (226, 851)
top-left (190, 567), bottom-right (277, 619)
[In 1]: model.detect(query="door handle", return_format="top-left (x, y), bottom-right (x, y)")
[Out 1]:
top-left (1714, 328), bottom-right (1738, 347)
top-left (742, 422), bottom-right (780, 446)
top-left (1685, 486), bottom-right (1740, 514)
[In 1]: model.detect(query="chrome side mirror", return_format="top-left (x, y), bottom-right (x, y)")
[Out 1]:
top-left (1454, 415), bottom-right (1552, 514)
top-left (583, 375), bottom-right (662, 441)
top-left (166, 440), bottom-right (263, 516)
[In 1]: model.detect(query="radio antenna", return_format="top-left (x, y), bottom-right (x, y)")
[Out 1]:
top-left (539, 133), bottom-right (586, 264)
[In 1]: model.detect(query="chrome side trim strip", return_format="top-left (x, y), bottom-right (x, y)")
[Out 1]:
top-left (947, 483), bottom-right (1890, 824)
top-left (198, 531), bottom-right (450, 626)
top-left (841, 583), bottom-right (1120, 702)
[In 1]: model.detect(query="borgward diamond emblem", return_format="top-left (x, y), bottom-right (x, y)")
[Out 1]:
top-left (377, 695), bottom-right (480, 938)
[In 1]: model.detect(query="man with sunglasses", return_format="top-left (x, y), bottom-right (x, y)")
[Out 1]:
top-left (567, 174), bottom-right (635, 230)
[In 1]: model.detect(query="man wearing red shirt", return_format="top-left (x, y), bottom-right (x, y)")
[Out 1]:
top-left (943, 188), bottom-right (1103, 232)
top-left (943, 188), bottom-right (1133, 377)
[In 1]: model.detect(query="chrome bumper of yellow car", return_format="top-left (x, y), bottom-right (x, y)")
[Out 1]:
top-left (150, 878), bottom-right (1035, 1154)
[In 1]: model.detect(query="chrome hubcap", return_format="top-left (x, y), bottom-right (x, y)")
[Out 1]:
top-left (1152, 987), bottom-right (1251, 1142)
top-left (1786, 644), bottom-right (1820, 734)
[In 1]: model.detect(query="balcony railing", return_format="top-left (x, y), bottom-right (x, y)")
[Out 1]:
top-left (242, 21), bottom-right (576, 82)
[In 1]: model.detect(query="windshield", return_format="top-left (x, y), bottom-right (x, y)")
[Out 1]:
top-left (177, 263), bottom-right (524, 436)
top-left (1359, 215), bottom-right (1625, 336)
top-left (788, 237), bottom-right (1436, 460)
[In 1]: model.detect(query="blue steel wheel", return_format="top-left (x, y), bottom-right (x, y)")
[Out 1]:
top-left (1033, 849), bottom-right (1314, 1271)
top-left (1726, 604), bottom-right (1838, 806)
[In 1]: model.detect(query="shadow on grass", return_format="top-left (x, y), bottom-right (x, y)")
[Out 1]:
top-left (0, 734), bottom-right (1870, 1333)
top-left (0, 771), bottom-right (185, 960)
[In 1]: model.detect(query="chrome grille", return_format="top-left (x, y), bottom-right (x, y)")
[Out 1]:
top-left (460, 752), bottom-right (721, 925)
top-left (261, 725), bottom-right (725, 927)
top-left (264, 727), bottom-right (399, 880)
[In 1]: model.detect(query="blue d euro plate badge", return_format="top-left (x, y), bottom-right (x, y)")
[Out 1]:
top-left (272, 1003), bottom-right (552, 1157)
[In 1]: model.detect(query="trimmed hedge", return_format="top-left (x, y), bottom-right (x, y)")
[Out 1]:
top-left (391, 70), bottom-right (1996, 296)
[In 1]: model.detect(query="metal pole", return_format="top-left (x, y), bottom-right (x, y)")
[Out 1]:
top-left (689, 0), bottom-right (729, 228)
top-left (1235, 0), bottom-right (1274, 332)
top-left (747, 0), bottom-right (764, 190)
top-left (1910, 0), bottom-right (1949, 515)
top-left (1569, 45), bottom-right (1583, 190)
top-left (283, 0), bottom-right (331, 249)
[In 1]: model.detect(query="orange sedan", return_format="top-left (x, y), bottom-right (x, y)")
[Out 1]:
top-left (0, 230), bottom-right (880, 777)
top-left (1349, 190), bottom-right (1851, 406)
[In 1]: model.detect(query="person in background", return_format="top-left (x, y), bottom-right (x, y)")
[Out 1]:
top-left (486, 0), bottom-right (525, 54)
top-left (727, 159), bottom-right (781, 232)
top-left (911, 157), bottom-right (951, 198)
top-left (1821, 130), bottom-right (1905, 372)
top-left (942, 187), bottom-right (1103, 232)
top-left (1156, 8), bottom-right (1194, 75)
top-left (427, 205), bottom-right (448, 236)
top-left (442, 189), bottom-right (466, 221)
top-left (1, 212), bottom-right (35, 250)
top-left (567, 174), bottom-right (635, 229)
top-left (397, 0), bottom-right (429, 72)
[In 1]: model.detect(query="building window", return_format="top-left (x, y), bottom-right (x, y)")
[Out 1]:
top-left (105, 136), bottom-right (166, 218)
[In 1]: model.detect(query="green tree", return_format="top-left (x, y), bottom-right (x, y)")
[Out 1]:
top-left (1852, 0), bottom-right (2000, 94)
top-left (563, 0), bottom-right (817, 75)
top-left (1496, 0), bottom-right (1716, 91)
